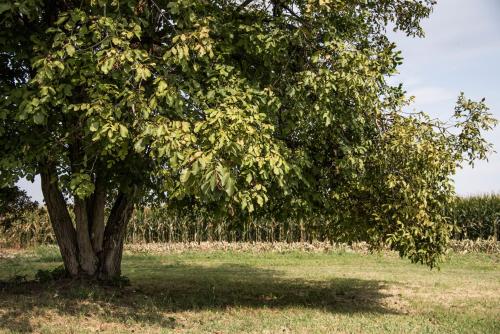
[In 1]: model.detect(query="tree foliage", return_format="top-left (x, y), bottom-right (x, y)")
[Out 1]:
top-left (0, 186), bottom-right (38, 230)
top-left (0, 0), bottom-right (496, 277)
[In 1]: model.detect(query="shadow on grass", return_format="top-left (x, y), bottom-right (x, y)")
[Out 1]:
top-left (0, 257), bottom-right (397, 332)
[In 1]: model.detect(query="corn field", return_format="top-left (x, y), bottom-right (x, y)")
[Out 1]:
top-left (0, 207), bottom-right (55, 246)
top-left (1, 195), bottom-right (499, 247)
top-left (450, 194), bottom-right (499, 240)
top-left (126, 207), bottom-right (334, 244)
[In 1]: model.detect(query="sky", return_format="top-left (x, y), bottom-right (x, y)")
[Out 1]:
top-left (18, 0), bottom-right (500, 203)
top-left (387, 0), bottom-right (500, 196)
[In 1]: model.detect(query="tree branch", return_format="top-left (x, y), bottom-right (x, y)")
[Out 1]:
top-left (237, 0), bottom-right (255, 11)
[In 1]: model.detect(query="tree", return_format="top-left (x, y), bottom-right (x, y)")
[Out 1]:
top-left (0, 0), bottom-right (496, 279)
top-left (0, 186), bottom-right (39, 229)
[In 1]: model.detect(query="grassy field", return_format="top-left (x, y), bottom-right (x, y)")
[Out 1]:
top-left (0, 245), bottom-right (498, 333)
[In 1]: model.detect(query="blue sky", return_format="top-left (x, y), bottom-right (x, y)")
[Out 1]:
top-left (18, 0), bottom-right (500, 202)
top-left (388, 0), bottom-right (500, 196)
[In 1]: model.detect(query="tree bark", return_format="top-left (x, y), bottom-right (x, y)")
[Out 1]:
top-left (74, 198), bottom-right (98, 276)
top-left (40, 165), bottom-right (80, 277)
top-left (99, 192), bottom-right (135, 280)
top-left (41, 163), bottom-right (134, 280)
top-left (88, 177), bottom-right (106, 253)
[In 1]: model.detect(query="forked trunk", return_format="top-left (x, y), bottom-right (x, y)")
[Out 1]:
top-left (74, 198), bottom-right (98, 276)
top-left (41, 166), bottom-right (134, 280)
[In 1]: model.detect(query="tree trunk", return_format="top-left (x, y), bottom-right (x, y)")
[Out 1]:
top-left (99, 192), bottom-right (135, 280)
top-left (40, 166), bottom-right (80, 277)
top-left (88, 177), bottom-right (106, 253)
top-left (74, 198), bottom-right (98, 276)
top-left (41, 165), bottom-right (134, 280)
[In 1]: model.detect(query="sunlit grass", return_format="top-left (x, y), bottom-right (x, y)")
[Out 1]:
top-left (0, 245), bottom-right (498, 333)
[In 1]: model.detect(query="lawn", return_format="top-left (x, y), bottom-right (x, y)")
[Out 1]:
top-left (0, 245), bottom-right (498, 333)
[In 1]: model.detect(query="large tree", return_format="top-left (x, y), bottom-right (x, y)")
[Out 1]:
top-left (0, 0), bottom-right (496, 279)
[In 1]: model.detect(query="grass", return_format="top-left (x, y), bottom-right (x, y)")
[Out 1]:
top-left (0, 245), bottom-right (499, 333)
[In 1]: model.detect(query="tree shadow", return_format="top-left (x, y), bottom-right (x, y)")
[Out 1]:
top-left (0, 258), bottom-right (399, 332)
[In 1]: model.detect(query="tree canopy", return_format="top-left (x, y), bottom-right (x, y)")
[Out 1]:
top-left (0, 0), bottom-right (496, 278)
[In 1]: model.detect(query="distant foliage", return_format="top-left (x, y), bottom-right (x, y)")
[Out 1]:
top-left (451, 194), bottom-right (500, 240)
top-left (1, 207), bottom-right (55, 246)
top-left (0, 186), bottom-right (39, 230)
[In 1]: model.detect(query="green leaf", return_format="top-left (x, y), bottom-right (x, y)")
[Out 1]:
top-left (134, 139), bottom-right (145, 152)
top-left (33, 113), bottom-right (45, 125)
top-left (119, 124), bottom-right (128, 138)
top-left (210, 172), bottom-right (216, 192)
top-left (89, 121), bottom-right (99, 132)
top-left (65, 44), bottom-right (76, 57)
top-left (0, 3), bottom-right (11, 15)
top-left (225, 177), bottom-right (235, 197)
top-left (180, 170), bottom-right (190, 183)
